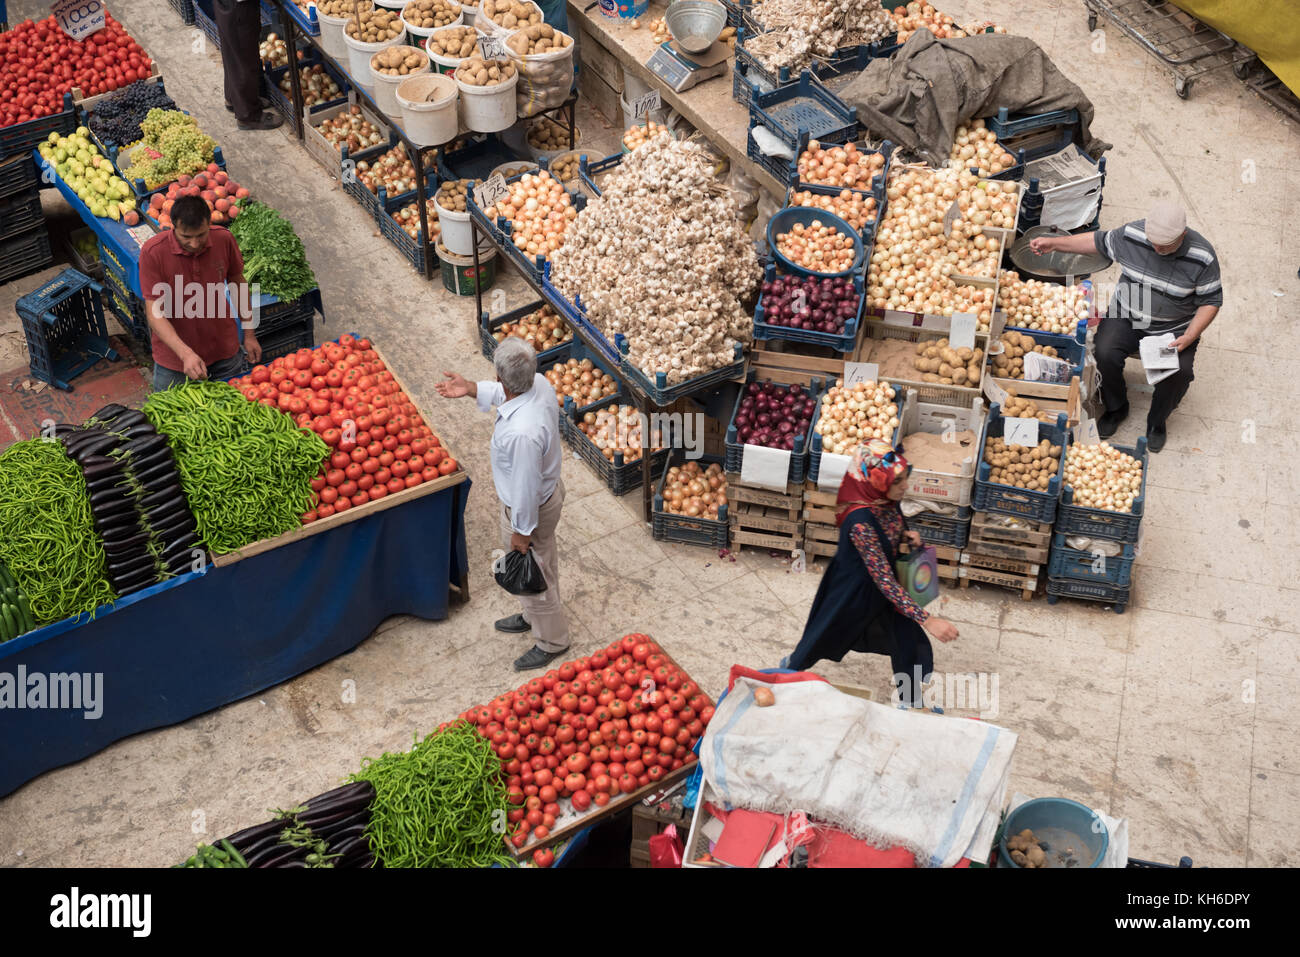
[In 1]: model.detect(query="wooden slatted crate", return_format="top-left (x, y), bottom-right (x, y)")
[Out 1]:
top-left (959, 564), bottom-right (1040, 600)
top-left (969, 509), bottom-right (1052, 546)
top-left (729, 502), bottom-right (803, 553)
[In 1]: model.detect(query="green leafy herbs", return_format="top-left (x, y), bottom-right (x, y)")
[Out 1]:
top-left (229, 199), bottom-right (318, 302)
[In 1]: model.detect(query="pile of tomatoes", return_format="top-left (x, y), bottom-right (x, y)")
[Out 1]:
top-left (226, 334), bottom-right (458, 523)
top-left (445, 634), bottom-right (715, 867)
top-left (1, 15), bottom-right (154, 129)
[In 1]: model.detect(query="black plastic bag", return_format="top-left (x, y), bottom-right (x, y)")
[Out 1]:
top-left (495, 547), bottom-right (548, 595)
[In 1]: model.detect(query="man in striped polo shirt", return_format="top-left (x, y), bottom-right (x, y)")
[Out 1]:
top-left (1030, 202), bottom-right (1221, 452)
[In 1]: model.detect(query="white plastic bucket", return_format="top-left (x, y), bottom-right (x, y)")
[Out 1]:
top-left (622, 71), bottom-right (652, 104)
top-left (317, 9), bottom-right (358, 60)
top-left (620, 91), bottom-right (668, 130)
top-left (524, 120), bottom-right (581, 162)
top-left (456, 68), bottom-right (519, 133)
top-left (490, 159), bottom-right (538, 179)
top-left (401, 7), bottom-right (463, 42)
top-left (396, 73), bottom-right (460, 146)
top-left (346, 29), bottom-right (408, 91)
top-left (374, 0), bottom-right (406, 8)
top-left (461, 2), bottom-right (478, 27)
top-left (426, 31), bottom-right (480, 73)
top-left (435, 195), bottom-right (493, 255)
top-left (369, 46), bottom-right (432, 116)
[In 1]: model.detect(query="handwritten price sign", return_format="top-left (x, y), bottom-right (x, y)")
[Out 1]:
top-left (51, 0), bottom-right (106, 41)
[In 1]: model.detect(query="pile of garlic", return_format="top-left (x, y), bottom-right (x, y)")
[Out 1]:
top-left (1063, 442), bottom-right (1143, 513)
top-left (745, 0), bottom-right (894, 74)
top-left (997, 270), bottom-right (1091, 334)
top-left (549, 135), bottom-right (760, 386)
top-left (814, 380), bottom-right (899, 455)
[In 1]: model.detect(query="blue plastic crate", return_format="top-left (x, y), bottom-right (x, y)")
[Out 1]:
top-left (376, 188), bottom-right (438, 274)
top-left (267, 50), bottom-right (351, 127)
top-left (168, 0), bottom-right (196, 25)
top-left (554, 343), bottom-right (626, 442)
top-left (577, 151), bottom-right (622, 198)
top-left (195, 0), bottom-right (220, 52)
top-left (619, 339), bottom-right (747, 407)
top-left (719, 0), bottom-right (743, 28)
top-left (260, 0), bottom-right (276, 25)
top-left (1046, 576), bottom-right (1130, 614)
top-left (1048, 532), bottom-right (1137, 587)
top-left (0, 188), bottom-right (42, 240)
top-left (907, 505), bottom-right (972, 549)
top-left (808, 385), bottom-right (907, 485)
top-left (972, 405), bottom-right (1070, 523)
top-left (283, 0), bottom-right (322, 35)
top-left (437, 134), bottom-right (515, 183)
top-left (735, 35), bottom-right (900, 110)
top-left (16, 268), bottom-right (120, 391)
top-left (563, 392), bottom-right (671, 496)
top-left (786, 173), bottom-right (887, 238)
top-left (99, 250), bottom-right (150, 340)
top-left (987, 106), bottom-right (1080, 140)
top-left (1055, 438), bottom-right (1148, 543)
top-left (0, 223), bottom-right (52, 284)
top-left (540, 270), bottom-right (621, 368)
top-left (0, 93), bottom-right (76, 162)
top-left (469, 174), bottom-right (587, 284)
top-left (993, 320), bottom-right (1088, 381)
top-left (752, 264), bottom-right (865, 353)
top-left (340, 134), bottom-right (409, 225)
top-left (724, 374), bottom-right (824, 485)
top-left (746, 126), bottom-right (801, 187)
top-left (479, 299), bottom-right (574, 364)
top-left (750, 72), bottom-right (859, 155)
top-left (0, 153), bottom-right (40, 199)
top-left (652, 452), bottom-right (730, 548)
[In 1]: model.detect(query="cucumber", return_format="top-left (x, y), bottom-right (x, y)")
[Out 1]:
top-left (0, 605), bottom-right (15, 642)
top-left (0, 564), bottom-right (12, 590)
top-left (16, 595), bottom-right (35, 634)
top-left (3, 586), bottom-right (15, 605)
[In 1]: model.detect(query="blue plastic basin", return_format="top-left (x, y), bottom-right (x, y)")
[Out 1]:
top-left (766, 206), bottom-right (864, 279)
top-left (1000, 797), bottom-right (1109, 868)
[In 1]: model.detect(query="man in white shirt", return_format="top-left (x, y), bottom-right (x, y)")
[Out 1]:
top-left (436, 338), bottom-right (570, 671)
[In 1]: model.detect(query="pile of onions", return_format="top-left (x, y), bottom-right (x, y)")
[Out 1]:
top-left (998, 270), bottom-right (1091, 334)
top-left (281, 64), bottom-right (342, 107)
top-left (868, 166), bottom-right (1018, 314)
top-left (814, 380), bottom-right (898, 455)
top-left (734, 381), bottom-right (816, 451)
top-left (544, 357), bottom-right (616, 409)
top-left (948, 119), bottom-right (1017, 179)
top-left (775, 218), bottom-right (857, 273)
top-left (318, 105), bottom-right (385, 154)
top-left (493, 303), bottom-right (571, 353)
top-left (990, 329), bottom-right (1059, 380)
top-left (661, 461), bottom-right (727, 519)
top-left (892, 2), bottom-right (1005, 40)
top-left (796, 140), bottom-right (885, 190)
top-left (391, 198), bottom-right (441, 242)
top-left (484, 170), bottom-right (578, 260)
top-left (623, 121), bottom-right (669, 152)
top-left (357, 142), bottom-right (417, 197)
top-left (983, 435), bottom-right (1062, 491)
top-left (789, 187), bottom-right (878, 230)
top-left (1064, 443), bottom-right (1143, 512)
top-left (760, 274), bottom-right (859, 333)
top-left (259, 32), bottom-right (288, 68)
top-left (577, 405), bottom-right (662, 463)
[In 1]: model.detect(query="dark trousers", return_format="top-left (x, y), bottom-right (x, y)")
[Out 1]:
top-left (214, 0), bottom-right (263, 122)
top-left (1094, 316), bottom-right (1198, 430)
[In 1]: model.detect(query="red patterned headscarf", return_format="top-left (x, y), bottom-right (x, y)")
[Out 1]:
top-left (835, 439), bottom-right (911, 526)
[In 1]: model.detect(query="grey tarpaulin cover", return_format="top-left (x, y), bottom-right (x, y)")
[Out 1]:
top-left (837, 31), bottom-right (1113, 166)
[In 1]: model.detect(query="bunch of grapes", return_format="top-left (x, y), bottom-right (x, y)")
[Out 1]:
top-left (123, 109), bottom-right (216, 188)
top-left (86, 81), bottom-right (177, 147)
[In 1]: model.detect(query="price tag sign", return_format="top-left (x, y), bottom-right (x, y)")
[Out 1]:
top-left (1003, 416), bottom-right (1040, 447)
top-left (941, 199), bottom-right (961, 237)
top-left (950, 312), bottom-right (977, 351)
top-left (52, 0), bottom-right (105, 40)
top-left (1076, 414), bottom-right (1102, 446)
top-left (844, 362), bottom-right (879, 386)
top-left (474, 174), bottom-right (509, 211)
top-left (480, 35), bottom-right (508, 60)
top-left (982, 375), bottom-right (1009, 408)
top-left (631, 90), bottom-right (662, 120)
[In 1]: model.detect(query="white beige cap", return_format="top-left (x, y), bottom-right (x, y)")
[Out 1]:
top-left (1145, 201), bottom-right (1187, 245)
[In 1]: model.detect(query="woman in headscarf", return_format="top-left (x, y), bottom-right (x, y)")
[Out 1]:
top-left (784, 439), bottom-right (959, 707)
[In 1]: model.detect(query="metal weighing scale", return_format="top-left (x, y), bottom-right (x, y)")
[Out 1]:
top-left (646, 40), bottom-right (729, 92)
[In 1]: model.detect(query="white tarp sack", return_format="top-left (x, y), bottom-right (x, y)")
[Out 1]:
top-left (509, 30), bottom-right (576, 117)
top-left (701, 677), bottom-right (1017, 867)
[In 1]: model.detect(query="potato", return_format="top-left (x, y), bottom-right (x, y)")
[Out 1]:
top-left (428, 25), bottom-right (479, 58)
top-left (345, 7), bottom-right (404, 41)
top-left (318, 0), bottom-right (371, 15)
top-left (456, 56), bottom-right (515, 85)
top-left (434, 177), bottom-right (482, 212)
top-left (402, 0), bottom-right (461, 30)
top-left (509, 24), bottom-right (572, 55)
top-left (527, 116), bottom-right (579, 151)
top-left (371, 45), bottom-right (429, 75)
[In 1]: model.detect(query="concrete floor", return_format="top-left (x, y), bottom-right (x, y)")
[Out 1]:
top-left (2, 0), bottom-right (1299, 867)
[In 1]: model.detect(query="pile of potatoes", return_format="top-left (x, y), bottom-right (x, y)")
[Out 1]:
top-left (455, 57), bottom-right (516, 86)
top-left (1005, 830), bottom-right (1048, 868)
top-left (999, 388), bottom-right (1057, 423)
top-left (318, 0), bottom-right (369, 16)
top-left (507, 23), bottom-right (572, 55)
top-left (482, 0), bottom-right (542, 31)
top-left (983, 435), bottom-right (1062, 491)
top-left (990, 329), bottom-right (1059, 380)
top-left (402, 0), bottom-right (461, 29)
top-left (911, 338), bottom-right (983, 387)
top-left (527, 116), bottom-right (578, 152)
top-left (435, 178), bottom-right (482, 212)
top-left (428, 25), bottom-right (479, 59)
top-left (345, 7), bottom-right (404, 42)
top-left (371, 45), bottom-right (429, 76)
top-left (549, 152), bottom-right (580, 184)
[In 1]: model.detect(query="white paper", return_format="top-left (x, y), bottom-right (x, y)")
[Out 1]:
top-left (52, 0), bottom-right (105, 40)
top-left (1023, 352), bottom-right (1073, 384)
top-left (632, 90), bottom-right (662, 119)
top-left (474, 174), bottom-right (509, 211)
top-left (1139, 333), bottom-right (1179, 370)
top-left (702, 814), bottom-right (726, 843)
top-left (751, 125), bottom-right (795, 160)
top-left (987, 311), bottom-right (1006, 344)
top-left (741, 444), bottom-right (792, 491)
top-left (759, 840), bottom-right (786, 868)
top-left (982, 376), bottom-right (1010, 408)
top-left (1003, 417), bottom-right (1040, 447)
top-left (817, 451), bottom-right (853, 492)
top-left (844, 362), bottom-right (877, 386)
top-left (479, 35), bottom-right (508, 60)
top-left (1076, 414), bottom-right (1102, 446)
top-left (950, 312), bottom-right (977, 351)
top-left (942, 199), bottom-right (961, 236)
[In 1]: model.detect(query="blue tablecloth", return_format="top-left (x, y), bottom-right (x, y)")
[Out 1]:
top-left (0, 478), bottom-right (471, 798)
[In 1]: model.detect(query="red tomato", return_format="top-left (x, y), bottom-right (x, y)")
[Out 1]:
top-left (533, 847), bottom-right (554, 868)
top-left (571, 789), bottom-right (592, 811)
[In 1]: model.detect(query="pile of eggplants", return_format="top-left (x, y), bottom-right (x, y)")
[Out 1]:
top-left (56, 403), bottom-right (205, 596)
top-left (219, 781), bottom-right (377, 869)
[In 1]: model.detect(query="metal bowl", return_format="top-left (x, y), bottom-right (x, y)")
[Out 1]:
top-left (665, 0), bottom-right (727, 55)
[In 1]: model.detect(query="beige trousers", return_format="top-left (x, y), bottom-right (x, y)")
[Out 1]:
top-left (500, 479), bottom-right (570, 652)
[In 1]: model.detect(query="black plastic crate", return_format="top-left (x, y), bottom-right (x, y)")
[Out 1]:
top-left (16, 268), bottom-right (119, 391)
top-left (0, 188), bottom-right (42, 240)
top-left (64, 226), bottom-right (104, 281)
top-left (724, 374), bottom-right (825, 485)
top-left (258, 320), bottom-right (315, 363)
top-left (437, 134), bottom-right (516, 183)
top-left (1045, 576), bottom-right (1130, 614)
top-left (0, 153), bottom-right (39, 200)
top-left (377, 189), bottom-right (438, 274)
top-left (267, 49), bottom-right (350, 128)
top-left (0, 222), bottom-right (53, 284)
top-left (168, 0), bottom-right (196, 25)
top-left (564, 396), bottom-right (672, 496)
top-left (908, 506), bottom-right (972, 549)
top-left (972, 406), bottom-right (1070, 524)
top-left (195, 0), bottom-right (220, 52)
top-left (283, 0), bottom-right (322, 36)
top-left (479, 299), bottom-right (573, 364)
top-left (808, 384), bottom-right (907, 485)
top-left (652, 452), bottom-right (730, 548)
top-left (749, 71), bottom-right (859, 153)
top-left (747, 127), bottom-right (800, 187)
top-left (254, 289), bottom-right (321, 339)
top-left (340, 134), bottom-right (408, 226)
top-left (104, 282), bottom-right (150, 343)
top-left (0, 93), bottom-right (76, 162)
top-left (987, 106), bottom-right (1080, 140)
top-left (752, 263), bottom-right (866, 353)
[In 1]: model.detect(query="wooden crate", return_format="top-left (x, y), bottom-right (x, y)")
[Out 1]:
top-left (729, 502), bottom-right (803, 553)
top-left (959, 564), bottom-right (1040, 601)
top-left (969, 509), bottom-right (1052, 546)
top-left (749, 345), bottom-right (847, 389)
top-left (854, 319), bottom-right (991, 408)
top-left (961, 551), bottom-right (1041, 576)
top-left (963, 535), bottom-right (1049, 564)
top-left (991, 375), bottom-right (1083, 426)
top-left (802, 519), bottom-right (839, 559)
top-left (726, 473), bottom-right (803, 519)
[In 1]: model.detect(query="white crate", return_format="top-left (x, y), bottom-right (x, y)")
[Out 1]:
top-left (856, 322), bottom-right (990, 409)
top-left (900, 394), bottom-right (985, 506)
top-left (303, 93), bottom-right (392, 180)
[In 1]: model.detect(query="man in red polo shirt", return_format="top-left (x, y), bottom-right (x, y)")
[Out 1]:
top-left (138, 195), bottom-right (262, 391)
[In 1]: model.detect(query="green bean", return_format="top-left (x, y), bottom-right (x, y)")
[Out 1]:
top-left (142, 381), bottom-right (329, 554)
top-left (350, 723), bottom-right (514, 868)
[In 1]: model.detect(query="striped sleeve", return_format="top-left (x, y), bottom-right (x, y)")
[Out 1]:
top-left (1092, 228), bottom-right (1114, 265)
top-left (1192, 253), bottom-right (1223, 308)
top-left (849, 523), bottom-right (929, 625)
